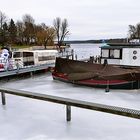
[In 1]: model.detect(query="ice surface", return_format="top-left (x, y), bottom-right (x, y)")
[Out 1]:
top-left (0, 73), bottom-right (140, 140)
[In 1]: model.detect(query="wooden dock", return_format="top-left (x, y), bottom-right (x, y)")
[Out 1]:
top-left (0, 64), bottom-right (53, 78)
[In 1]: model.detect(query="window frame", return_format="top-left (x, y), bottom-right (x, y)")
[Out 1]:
top-left (101, 48), bottom-right (122, 59)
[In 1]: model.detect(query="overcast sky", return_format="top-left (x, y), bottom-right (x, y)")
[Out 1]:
top-left (0, 0), bottom-right (140, 40)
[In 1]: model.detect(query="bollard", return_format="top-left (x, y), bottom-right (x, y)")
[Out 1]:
top-left (105, 87), bottom-right (110, 92)
top-left (66, 105), bottom-right (71, 121)
top-left (1, 92), bottom-right (6, 105)
top-left (105, 80), bottom-right (110, 92)
top-left (71, 49), bottom-right (74, 60)
top-left (75, 54), bottom-right (77, 60)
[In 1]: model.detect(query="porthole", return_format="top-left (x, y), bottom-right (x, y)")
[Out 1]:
top-left (133, 56), bottom-right (137, 60)
top-left (133, 50), bottom-right (137, 54)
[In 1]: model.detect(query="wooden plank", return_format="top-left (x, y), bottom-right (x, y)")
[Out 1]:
top-left (0, 87), bottom-right (140, 120)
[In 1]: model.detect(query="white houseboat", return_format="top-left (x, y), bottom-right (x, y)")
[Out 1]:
top-left (100, 44), bottom-right (140, 67)
top-left (12, 50), bottom-right (58, 67)
top-left (0, 49), bottom-right (58, 71)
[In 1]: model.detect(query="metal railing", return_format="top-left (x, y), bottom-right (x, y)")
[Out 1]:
top-left (0, 87), bottom-right (140, 121)
top-left (57, 49), bottom-right (74, 59)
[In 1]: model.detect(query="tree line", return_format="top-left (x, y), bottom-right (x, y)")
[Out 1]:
top-left (0, 11), bottom-right (69, 48)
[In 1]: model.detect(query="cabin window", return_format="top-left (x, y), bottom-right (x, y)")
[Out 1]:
top-left (23, 52), bottom-right (33, 57)
top-left (101, 49), bottom-right (122, 59)
top-left (13, 52), bottom-right (22, 58)
top-left (101, 49), bottom-right (109, 57)
top-left (109, 49), bottom-right (122, 59)
top-left (110, 49), bottom-right (120, 58)
top-left (38, 56), bottom-right (55, 61)
top-left (23, 61), bottom-right (34, 66)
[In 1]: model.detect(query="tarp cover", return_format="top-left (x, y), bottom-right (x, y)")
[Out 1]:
top-left (54, 57), bottom-right (140, 81)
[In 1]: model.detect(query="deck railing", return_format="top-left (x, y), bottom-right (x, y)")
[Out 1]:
top-left (0, 87), bottom-right (140, 121)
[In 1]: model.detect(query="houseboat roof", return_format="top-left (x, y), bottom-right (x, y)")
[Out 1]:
top-left (13, 49), bottom-right (58, 53)
top-left (100, 44), bottom-right (140, 49)
top-left (107, 43), bottom-right (140, 46)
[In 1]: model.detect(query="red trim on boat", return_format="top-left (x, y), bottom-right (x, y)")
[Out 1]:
top-left (52, 72), bottom-right (131, 86)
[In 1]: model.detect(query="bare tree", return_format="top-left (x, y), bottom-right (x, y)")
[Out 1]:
top-left (128, 25), bottom-right (136, 39)
top-left (44, 27), bottom-right (56, 47)
top-left (22, 14), bottom-right (35, 45)
top-left (35, 24), bottom-right (47, 46)
top-left (128, 23), bottom-right (140, 43)
top-left (0, 11), bottom-right (7, 29)
top-left (53, 17), bottom-right (69, 50)
top-left (0, 11), bottom-right (7, 46)
top-left (8, 19), bottom-right (17, 45)
top-left (16, 20), bottom-right (24, 45)
top-left (136, 23), bottom-right (140, 39)
top-left (35, 23), bottom-right (56, 48)
top-left (22, 14), bottom-right (34, 24)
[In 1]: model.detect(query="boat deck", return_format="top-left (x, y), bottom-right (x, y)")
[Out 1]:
top-left (0, 64), bottom-right (53, 78)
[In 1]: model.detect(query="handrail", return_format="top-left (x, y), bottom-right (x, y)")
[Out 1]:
top-left (0, 87), bottom-right (140, 121)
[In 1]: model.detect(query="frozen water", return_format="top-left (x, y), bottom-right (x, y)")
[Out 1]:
top-left (71, 43), bottom-right (101, 60)
top-left (1, 73), bottom-right (140, 140)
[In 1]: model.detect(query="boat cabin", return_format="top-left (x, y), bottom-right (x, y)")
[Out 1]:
top-left (12, 50), bottom-right (58, 68)
top-left (100, 44), bottom-right (140, 67)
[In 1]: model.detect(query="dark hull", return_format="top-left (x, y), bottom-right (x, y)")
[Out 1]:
top-left (52, 57), bottom-right (140, 90)
top-left (52, 72), bottom-right (140, 89)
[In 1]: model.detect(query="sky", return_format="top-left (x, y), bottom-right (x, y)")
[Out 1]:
top-left (0, 0), bottom-right (140, 40)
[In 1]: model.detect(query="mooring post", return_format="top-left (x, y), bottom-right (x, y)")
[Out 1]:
top-left (75, 54), bottom-right (77, 60)
top-left (105, 86), bottom-right (110, 92)
top-left (1, 92), bottom-right (6, 105)
top-left (71, 49), bottom-right (74, 60)
top-left (105, 80), bottom-right (110, 92)
top-left (66, 105), bottom-right (71, 121)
